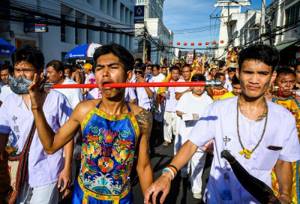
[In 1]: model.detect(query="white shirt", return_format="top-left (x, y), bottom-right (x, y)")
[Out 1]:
top-left (0, 85), bottom-right (13, 103)
top-left (125, 87), bottom-right (137, 102)
top-left (86, 88), bottom-right (101, 100)
top-left (165, 80), bottom-right (179, 112)
top-left (176, 92), bottom-right (213, 140)
top-left (55, 78), bottom-right (83, 109)
top-left (0, 90), bottom-right (72, 187)
top-left (152, 73), bottom-right (165, 92)
top-left (136, 78), bottom-right (154, 111)
top-left (174, 79), bottom-right (189, 97)
top-left (188, 97), bottom-right (300, 203)
top-left (224, 74), bottom-right (233, 91)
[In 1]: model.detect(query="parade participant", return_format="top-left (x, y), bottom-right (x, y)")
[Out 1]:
top-left (220, 75), bottom-right (241, 100)
top-left (63, 64), bottom-right (73, 79)
top-left (0, 64), bottom-right (12, 105)
top-left (151, 64), bottom-right (166, 154)
top-left (294, 61), bottom-right (300, 96)
top-left (28, 43), bottom-right (153, 203)
top-left (271, 67), bottom-right (300, 203)
top-left (0, 46), bottom-right (73, 203)
top-left (134, 63), bottom-right (155, 111)
top-left (163, 65), bottom-right (180, 146)
top-left (145, 44), bottom-right (300, 204)
top-left (175, 64), bottom-right (192, 100)
top-left (46, 60), bottom-right (83, 109)
top-left (207, 72), bottom-right (228, 100)
top-left (71, 64), bottom-right (85, 84)
top-left (175, 74), bottom-right (213, 199)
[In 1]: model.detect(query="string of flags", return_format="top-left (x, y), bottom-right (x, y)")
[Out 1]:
top-left (169, 40), bottom-right (225, 46)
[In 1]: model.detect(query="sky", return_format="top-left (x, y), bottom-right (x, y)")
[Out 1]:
top-left (163, 0), bottom-right (271, 49)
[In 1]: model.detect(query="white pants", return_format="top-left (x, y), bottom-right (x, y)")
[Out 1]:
top-left (174, 134), bottom-right (190, 177)
top-left (189, 150), bottom-right (207, 194)
top-left (17, 182), bottom-right (59, 204)
top-left (163, 111), bottom-right (177, 143)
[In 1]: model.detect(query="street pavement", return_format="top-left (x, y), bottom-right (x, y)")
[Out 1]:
top-left (132, 143), bottom-right (212, 204)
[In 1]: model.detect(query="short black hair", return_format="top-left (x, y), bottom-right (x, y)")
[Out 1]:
top-left (0, 64), bottom-right (9, 72)
top-left (191, 74), bottom-right (206, 82)
top-left (276, 67), bottom-right (296, 78)
top-left (170, 65), bottom-right (180, 72)
top-left (93, 43), bottom-right (134, 72)
top-left (152, 64), bottom-right (160, 70)
top-left (46, 60), bottom-right (64, 73)
top-left (238, 44), bottom-right (279, 72)
top-left (134, 63), bottom-right (146, 72)
top-left (215, 72), bottom-right (225, 79)
top-left (231, 75), bottom-right (240, 85)
top-left (12, 45), bottom-right (45, 72)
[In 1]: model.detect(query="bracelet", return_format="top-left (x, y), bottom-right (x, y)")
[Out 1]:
top-left (167, 164), bottom-right (178, 174)
top-left (162, 167), bottom-right (175, 180)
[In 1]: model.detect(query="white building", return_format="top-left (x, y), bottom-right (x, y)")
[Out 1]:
top-left (214, 0), bottom-right (250, 59)
top-left (267, 0), bottom-right (300, 65)
top-left (134, 0), bottom-right (173, 64)
top-left (239, 10), bottom-right (261, 46)
top-left (0, 0), bottom-right (135, 64)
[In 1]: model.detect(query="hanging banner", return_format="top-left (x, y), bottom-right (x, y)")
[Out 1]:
top-left (134, 5), bottom-right (145, 23)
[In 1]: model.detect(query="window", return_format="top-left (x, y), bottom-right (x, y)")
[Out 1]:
top-left (285, 2), bottom-right (300, 26)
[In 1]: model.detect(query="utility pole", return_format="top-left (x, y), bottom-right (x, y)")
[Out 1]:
top-left (260, 0), bottom-right (266, 43)
top-left (142, 26), bottom-right (147, 63)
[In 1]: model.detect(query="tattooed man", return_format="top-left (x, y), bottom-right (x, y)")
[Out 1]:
top-left (28, 44), bottom-right (153, 204)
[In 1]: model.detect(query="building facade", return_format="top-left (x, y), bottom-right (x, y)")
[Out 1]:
top-left (214, 0), bottom-right (251, 59)
top-left (134, 0), bottom-right (173, 64)
top-left (267, 0), bottom-right (300, 65)
top-left (0, 0), bottom-right (135, 64)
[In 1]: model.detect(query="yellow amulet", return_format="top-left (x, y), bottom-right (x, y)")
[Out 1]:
top-left (239, 149), bottom-right (253, 159)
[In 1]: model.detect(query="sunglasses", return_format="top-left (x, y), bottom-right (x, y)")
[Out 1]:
top-left (134, 70), bottom-right (143, 75)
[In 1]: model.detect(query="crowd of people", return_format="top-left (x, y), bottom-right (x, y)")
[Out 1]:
top-left (0, 43), bottom-right (299, 204)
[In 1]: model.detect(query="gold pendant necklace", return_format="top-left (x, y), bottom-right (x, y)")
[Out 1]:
top-left (237, 98), bottom-right (268, 159)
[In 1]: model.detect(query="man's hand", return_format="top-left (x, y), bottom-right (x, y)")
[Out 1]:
top-left (278, 193), bottom-right (291, 204)
top-left (136, 75), bottom-right (145, 82)
top-left (144, 173), bottom-right (172, 204)
top-left (28, 73), bottom-right (44, 110)
top-left (57, 167), bottom-right (72, 198)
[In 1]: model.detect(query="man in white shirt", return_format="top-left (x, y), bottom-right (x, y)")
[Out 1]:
top-left (0, 64), bottom-right (13, 105)
top-left (0, 46), bottom-right (73, 203)
top-left (145, 44), bottom-right (300, 204)
top-left (176, 74), bottom-right (213, 199)
top-left (134, 64), bottom-right (154, 111)
top-left (175, 64), bottom-right (192, 101)
top-left (46, 60), bottom-right (83, 109)
top-left (163, 66), bottom-right (180, 146)
top-left (173, 64), bottom-right (192, 153)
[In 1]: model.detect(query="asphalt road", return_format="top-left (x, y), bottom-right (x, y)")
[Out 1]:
top-left (132, 143), bottom-right (212, 204)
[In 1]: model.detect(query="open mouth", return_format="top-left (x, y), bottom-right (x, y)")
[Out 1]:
top-left (101, 81), bottom-right (114, 89)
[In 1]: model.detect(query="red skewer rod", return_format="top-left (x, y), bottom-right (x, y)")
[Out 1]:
top-left (47, 81), bottom-right (220, 89)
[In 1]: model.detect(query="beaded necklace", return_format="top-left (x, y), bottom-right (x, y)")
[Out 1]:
top-left (237, 98), bottom-right (268, 159)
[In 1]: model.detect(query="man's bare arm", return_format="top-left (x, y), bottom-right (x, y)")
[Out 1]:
top-left (144, 140), bottom-right (198, 204)
top-left (136, 109), bottom-right (153, 194)
top-left (274, 159), bottom-right (293, 203)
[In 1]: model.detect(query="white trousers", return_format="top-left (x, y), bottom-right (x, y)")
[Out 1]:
top-left (17, 182), bottom-right (59, 204)
top-left (189, 150), bottom-right (207, 194)
top-left (163, 111), bottom-right (177, 143)
top-left (174, 133), bottom-right (190, 177)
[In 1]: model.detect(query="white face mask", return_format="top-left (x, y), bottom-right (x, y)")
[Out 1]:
top-left (8, 76), bottom-right (32, 94)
